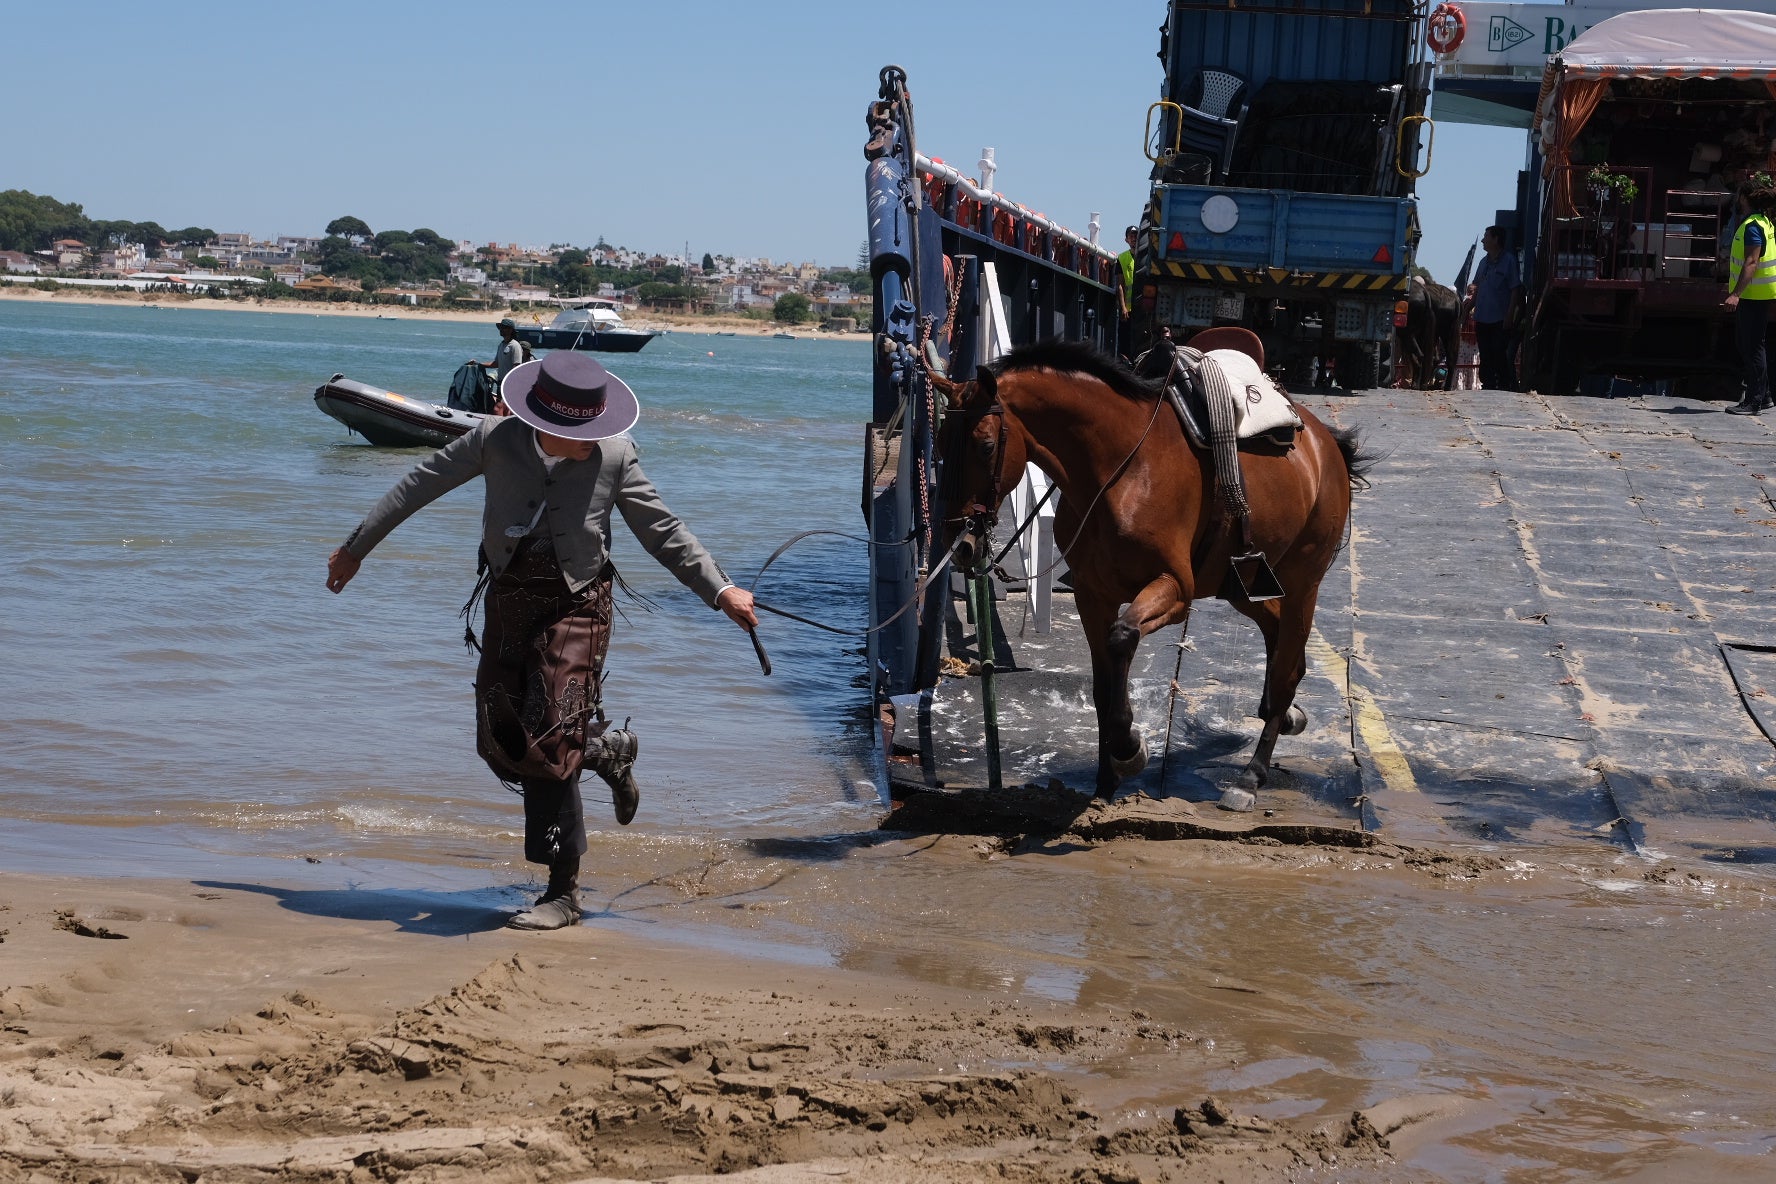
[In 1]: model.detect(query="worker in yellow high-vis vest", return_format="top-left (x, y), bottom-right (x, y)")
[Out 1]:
top-left (1724, 185), bottom-right (1776, 416)
top-left (1116, 225), bottom-right (1137, 362)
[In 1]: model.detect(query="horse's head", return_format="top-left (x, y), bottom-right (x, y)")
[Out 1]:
top-left (933, 368), bottom-right (1026, 571)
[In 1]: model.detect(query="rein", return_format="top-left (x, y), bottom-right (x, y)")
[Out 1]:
top-left (958, 382), bottom-right (1170, 586)
top-left (747, 528), bottom-right (968, 637)
top-left (748, 363), bottom-right (1171, 643)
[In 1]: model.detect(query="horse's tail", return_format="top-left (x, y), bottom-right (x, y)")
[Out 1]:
top-left (1329, 425), bottom-right (1378, 491)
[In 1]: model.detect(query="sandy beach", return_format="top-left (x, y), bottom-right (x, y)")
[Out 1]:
top-left (0, 858), bottom-right (1430, 1184)
top-left (0, 284), bottom-right (860, 340)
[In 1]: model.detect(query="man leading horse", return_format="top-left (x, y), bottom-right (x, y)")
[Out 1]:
top-left (325, 352), bottom-right (758, 931)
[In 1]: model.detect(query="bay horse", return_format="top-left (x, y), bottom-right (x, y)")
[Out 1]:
top-left (937, 333), bottom-right (1371, 799)
top-left (1396, 275), bottom-right (1461, 391)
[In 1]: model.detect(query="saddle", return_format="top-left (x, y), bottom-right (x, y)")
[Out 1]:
top-left (1143, 346), bottom-right (1302, 451)
top-left (1136, 336), bottom-right (1299, 601)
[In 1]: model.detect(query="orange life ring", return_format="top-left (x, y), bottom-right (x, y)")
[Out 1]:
top-left (1427, 3), bottom-right (1466, 54)
top-left (991, 208), bottom-right (1015, 245)
top-left (956, 194), bottom-right (980, 231)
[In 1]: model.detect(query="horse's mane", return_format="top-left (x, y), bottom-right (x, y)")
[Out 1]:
top-left (991, 340), bottom-right (1162, 402)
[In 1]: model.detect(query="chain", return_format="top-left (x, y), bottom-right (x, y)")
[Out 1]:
top-left (920, 375), bottom-right (936, 556)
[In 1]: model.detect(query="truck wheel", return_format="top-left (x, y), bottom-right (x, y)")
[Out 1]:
top-left (1341, 344), bottom-right (1380, 391)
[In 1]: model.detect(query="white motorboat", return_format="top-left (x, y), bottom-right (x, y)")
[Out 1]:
top-left (510, 300), bottom-right (660, 352)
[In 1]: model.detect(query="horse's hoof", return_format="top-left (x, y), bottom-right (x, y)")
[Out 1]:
top-left (1281, 705), bottom-right (1307, 736)
top-left (1110, 728), bottom-right (1148, 779)
top-left (1218, 787), bottom-right (1256, 813)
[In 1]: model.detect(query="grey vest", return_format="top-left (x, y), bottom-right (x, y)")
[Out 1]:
top-left (344, 416), bottom-right (730, 605)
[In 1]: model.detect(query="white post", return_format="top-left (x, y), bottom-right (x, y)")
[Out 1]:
top-left (979, 261), bottom-right (1054, 634)
top-left (978, 147), bottom-right (997, 192)
top-left (1088, 211), bottom-right (1101, 247)
top-left (1013, 467), bottom-right (1056, 635)
top-left (1032, 479), bottom-right (1055, 635)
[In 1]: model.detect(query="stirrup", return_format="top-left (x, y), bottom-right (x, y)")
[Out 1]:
top-left (1229, 551), bottom-right (1284, 602)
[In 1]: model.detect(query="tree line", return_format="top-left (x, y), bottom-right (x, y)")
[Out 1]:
top-left (316, 216), bottom-right (456, 291)
top-left (318, 218), bottom-right (683, 297)
top-left (0, 190), bottom-right (214, 257)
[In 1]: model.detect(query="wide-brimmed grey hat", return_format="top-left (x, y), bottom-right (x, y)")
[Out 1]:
top-left (500, 352), bottom-right (640, 441)
top-left (496, 317), bottom-right (517, 331)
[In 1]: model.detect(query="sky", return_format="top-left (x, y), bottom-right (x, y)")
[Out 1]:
top-left (5, 1), bottom-right (1523, 283)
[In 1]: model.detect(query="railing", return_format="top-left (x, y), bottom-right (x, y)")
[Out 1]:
top-left (1541, 166), bottom-right (1726, 284)
top-left (915, 153), bottom-right (1120, 289)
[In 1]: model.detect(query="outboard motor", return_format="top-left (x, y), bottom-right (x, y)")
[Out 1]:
top-left (447, 362), bottom-right (496, 413)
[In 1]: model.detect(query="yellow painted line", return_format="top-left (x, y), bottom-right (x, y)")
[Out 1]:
top-left (1306, 629), bottom-right (1418, 794)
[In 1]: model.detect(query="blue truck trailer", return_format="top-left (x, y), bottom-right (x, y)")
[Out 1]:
top-left (1137, 0), bottom-right (1430, 387)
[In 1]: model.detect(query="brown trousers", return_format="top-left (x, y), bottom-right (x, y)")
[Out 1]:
top-left (475, 538), bottom-right (614, 864)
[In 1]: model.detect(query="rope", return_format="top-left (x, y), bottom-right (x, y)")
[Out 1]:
top-left (747, 528), bottom-right (967, 637)
top-left (1157, 631), bottom-right (1188, 788)
top-left (989, 481), bottom-right (1059, 568)
top-left (999, 390), bottom-right (1169, 587)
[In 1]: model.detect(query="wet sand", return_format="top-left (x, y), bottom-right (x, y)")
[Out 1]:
top-left (4, 829), bottom-right (1771, 1183)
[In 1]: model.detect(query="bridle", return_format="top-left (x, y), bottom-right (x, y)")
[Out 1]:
top-left (940, 368), bottom-right (1171, 578)
top-left (744, 365), bottom-right (1169, 643)
top-left (940, 387), bottom-right (1011, 544)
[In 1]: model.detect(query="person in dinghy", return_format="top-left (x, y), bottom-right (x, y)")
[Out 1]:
top-left (325, 352), bottom-right (758, 931)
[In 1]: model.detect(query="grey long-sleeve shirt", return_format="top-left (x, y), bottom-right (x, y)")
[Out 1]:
top-left (343, 415), bottom-right (730, 606)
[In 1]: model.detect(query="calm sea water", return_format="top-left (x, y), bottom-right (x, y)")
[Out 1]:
top-left (0, 300), bottom-right (880, 879)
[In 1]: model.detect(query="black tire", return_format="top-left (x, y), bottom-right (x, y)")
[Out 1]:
top-left (1550, 353), bottom-right (1582, 397)
top-left (1340, 343), bottom-right (1380, 391)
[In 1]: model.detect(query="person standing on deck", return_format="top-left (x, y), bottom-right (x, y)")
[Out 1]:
top-left (1469, 226), bottom-right (1522, 391)
top-left (324, 352), bottom-right (759, 931)
top-left (1116, 225), bottom-right (1138, 362)
top-left (1724, 185), bottom-right (1776, 415)
top-left (471, 318), bottom-right (526, 387)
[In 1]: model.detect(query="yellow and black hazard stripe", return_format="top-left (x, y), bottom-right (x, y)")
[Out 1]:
top-left (1152, 261), bottom-right (1406, 292)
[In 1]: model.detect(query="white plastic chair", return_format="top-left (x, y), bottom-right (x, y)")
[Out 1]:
top-left (1176, 69), bottom-right (1249, 180)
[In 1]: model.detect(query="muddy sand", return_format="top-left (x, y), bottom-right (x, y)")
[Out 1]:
top-left (6, 810), bottom-right (1771, 1184)
top-left (0, 862), bottom-right (1411, 1184)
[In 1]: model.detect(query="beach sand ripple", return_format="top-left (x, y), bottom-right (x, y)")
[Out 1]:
top-left (0, 878), bottom-right (1399, 1183)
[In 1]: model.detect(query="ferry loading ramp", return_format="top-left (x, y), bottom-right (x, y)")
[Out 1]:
top-left (885, 386), bottom-right (1776, 867)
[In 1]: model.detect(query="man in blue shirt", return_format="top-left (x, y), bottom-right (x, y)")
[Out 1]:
top-left (1468, 226), bottom-right (1522, 391)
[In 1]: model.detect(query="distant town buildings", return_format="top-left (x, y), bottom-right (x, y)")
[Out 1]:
top-left (6, 220), bottom-right (870, 324)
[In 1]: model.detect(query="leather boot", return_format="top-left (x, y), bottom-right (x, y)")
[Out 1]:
top-left (586, 728), bottom-right (641, 825)
top-left (508, 857), bottom-right (582, 930)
